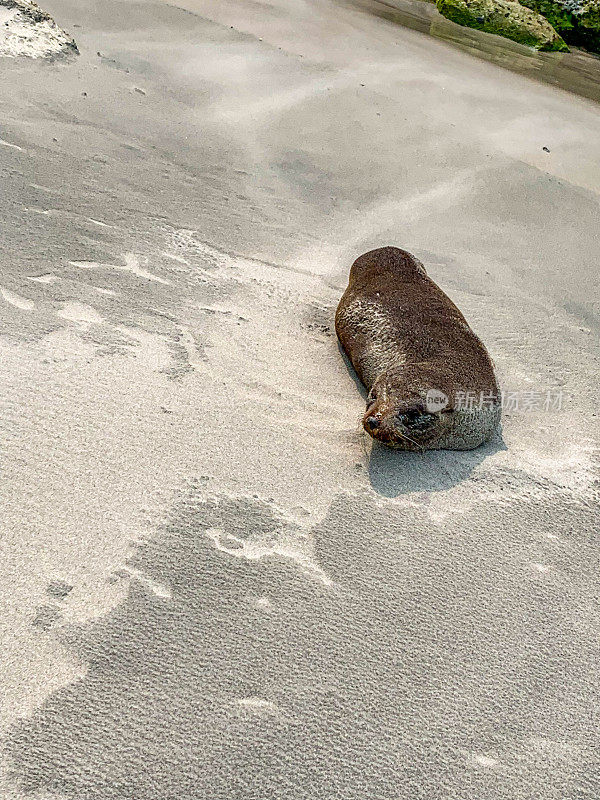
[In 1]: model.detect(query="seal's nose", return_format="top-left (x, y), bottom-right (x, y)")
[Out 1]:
top-left (365, 415), bottom-right (380, 431)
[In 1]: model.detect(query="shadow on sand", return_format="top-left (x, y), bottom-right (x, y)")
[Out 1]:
top-left (367, 437), bottom-right (505, 497)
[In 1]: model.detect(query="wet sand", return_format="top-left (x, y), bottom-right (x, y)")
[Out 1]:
top-left (360, 0), bottom-right (600, 104)
top-left (1, 0), bottom-right (599, 797)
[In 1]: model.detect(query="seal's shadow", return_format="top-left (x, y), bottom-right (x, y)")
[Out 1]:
top-left (367, 438), bottom-right (505, 497)
top-left (338, 343), bottom-right (506, 498)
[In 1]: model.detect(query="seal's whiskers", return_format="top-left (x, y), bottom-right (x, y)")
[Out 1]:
top-left (396, 431), bottom-right (425, 452)
top-left (356, 413), bottom-right (370, 460)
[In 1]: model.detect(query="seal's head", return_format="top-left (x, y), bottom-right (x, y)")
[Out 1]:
top-left (362, 375), bottom-right (452, 450)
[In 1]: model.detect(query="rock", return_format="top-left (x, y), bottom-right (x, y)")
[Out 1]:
top-left (518, 0), bottom-right (600, 51)
top-left (0, 0), bottom-right (78, 58)
top-left (436, 0), bottom-right (569, 49)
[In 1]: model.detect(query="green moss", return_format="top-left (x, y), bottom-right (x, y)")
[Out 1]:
top-left (520, 0), bottom-right (600, 50)
top-left (436, 0), bottom-right (569, 49)
top-left (520, 0), bottom-right (574, 30)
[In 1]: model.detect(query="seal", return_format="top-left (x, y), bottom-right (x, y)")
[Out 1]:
top-left (335, 246), bottom-right (500, 450)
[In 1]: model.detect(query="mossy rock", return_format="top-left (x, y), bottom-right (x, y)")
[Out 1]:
top-left (519, 0), bottom-right (600, 51)
top-left (436, 0), bottom-right (570, 49)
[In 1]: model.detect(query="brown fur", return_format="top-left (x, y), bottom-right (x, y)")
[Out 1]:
top-left (335, 247), bottom-right (499, 450)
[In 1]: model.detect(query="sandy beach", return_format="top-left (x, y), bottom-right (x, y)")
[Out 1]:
top-left (1, 0), bottom-right (599, 796)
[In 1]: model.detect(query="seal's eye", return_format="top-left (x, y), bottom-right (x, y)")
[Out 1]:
top-left (398, 408), bottom-right (421, 423)
top-left (397, 408), bottom-right (435, 431)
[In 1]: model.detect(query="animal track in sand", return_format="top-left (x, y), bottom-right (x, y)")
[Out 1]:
top-left (160, 325), bottom-right (207, 380)
top-left (69, 253), bottom-right (170, 285)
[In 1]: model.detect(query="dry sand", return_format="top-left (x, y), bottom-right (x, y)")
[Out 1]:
top-left (0, 0), bottom-right (599, 797)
